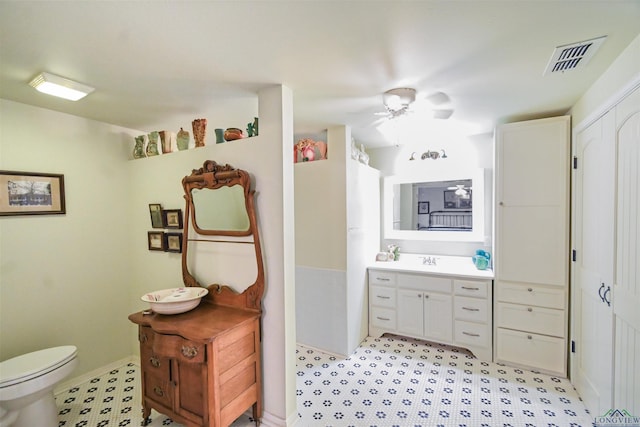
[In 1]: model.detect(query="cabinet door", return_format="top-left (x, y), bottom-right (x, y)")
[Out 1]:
top-left (397, 289), bottom-right (424, 336)
top-left (173, 360), bottom-right (206, 424)
top-left (424, 293), bottom-right (453, 343)
top-left (496, 116), bottom-right (570, 287)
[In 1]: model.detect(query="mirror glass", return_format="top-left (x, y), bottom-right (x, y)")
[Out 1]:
top-left (192, 185), bottom-right (250, 232)
top-left (384, 169), bottom-right (485, 242)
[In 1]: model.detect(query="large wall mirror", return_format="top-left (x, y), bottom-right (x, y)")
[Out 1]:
top-left (181, 160), bottom-right (264, 311)
top-left (383, 168), bottom-right (486, 242)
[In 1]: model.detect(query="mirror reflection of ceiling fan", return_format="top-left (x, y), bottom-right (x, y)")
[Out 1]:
top-left (448, 184), bottom-right (471, 197)
top-left (375, 87), bottom-right (454, 121)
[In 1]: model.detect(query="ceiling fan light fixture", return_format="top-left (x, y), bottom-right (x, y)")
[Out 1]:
top-left (383, 88), bottom-right (416, 112)
top-left (29, 72), bottom-right (94, 101)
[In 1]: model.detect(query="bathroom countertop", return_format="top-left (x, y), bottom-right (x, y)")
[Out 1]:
top-left (370, 254), bottom-right (494, 280)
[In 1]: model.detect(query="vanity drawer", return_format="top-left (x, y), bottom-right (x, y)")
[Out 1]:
top-left (454, 296), bottom-right (489, 323)
top-left (370, 307), bottom-right (396, 330)
top-left (454, 320), bottom-right (490, 348)
top-left (370, 284), bottom-right (396, 308)
top-left (151, 333), bottom-right (206, 364)
top-left (497, 282), bottom-right (564, 309)
top-left (496, 328), bottom-right (565, 375)
top-left (398, 273), bottom-right (452, 293)
top-left (369, 270), bottom-right (396, 286)
top-left (496, 302), bottom-right (564, 337)
top-left (454, 280), bottom-right (489, 298)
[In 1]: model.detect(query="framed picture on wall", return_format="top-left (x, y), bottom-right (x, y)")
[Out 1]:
top-left (0, 170), bottom-right (65, 216)
top-left (418, 201), bottom-right (430, 214)
top-left (165, 233), bottom-right (183, 253)
top-left (149, 204), bottom-right (163, 228)
top-left (163, 209), bottom-right (183, 229)
top-left (148, 231), bottom-right (165, 251)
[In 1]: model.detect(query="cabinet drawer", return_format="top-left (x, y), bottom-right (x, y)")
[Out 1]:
top-left (398, 273), bottom-right (452, 293)
top-left (369, 270), bottom-right (396, 286)
top-left (454, 320), bottom-right (491, 348)
top-left (370, 307), bottom-right (396, 330)
top-left (496, 328), bottom-right (565, 375)
top-left (497, 282), bottom-right (564, 309)
top-left (454, 296), bottom-right (489, 323)
top-left (496, 302), bottom-right (565, 337)
top-left (370, 285), bottom-right (396, 308)
top-left (454, 280), bottom-right (489, 298)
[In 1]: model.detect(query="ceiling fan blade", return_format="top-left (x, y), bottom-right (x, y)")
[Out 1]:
top-left (433, 109), bottom-right (454, 119)
top-left (425, 91), bottom-right (450, 106)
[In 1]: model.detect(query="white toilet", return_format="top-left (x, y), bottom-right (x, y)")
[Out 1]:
top-left (0, 346), bottom-right (78, 427)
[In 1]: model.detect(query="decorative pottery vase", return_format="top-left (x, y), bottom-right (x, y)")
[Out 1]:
top-left (302, 146), bottom-right (315, 162)
top-left (224, 128), bottom-right (244, 141)
top-left (159, 131), bottom-right (174, 154)
top-left (192, 118), bottom-right (207, 147)
top-left (146, 131), bottom-right (160, 156)
top-left (133, 135), bottom-right (146, 159)
top-left (215, 128), bottom-right (225, 144)
top-left (177, 128), bottom-right (190, 151)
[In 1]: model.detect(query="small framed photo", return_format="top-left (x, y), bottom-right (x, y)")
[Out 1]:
top-left (418, 201), bottom-right (430, 214)
top-left (148, 231), bottom-right (165, 251)
top-left (0, 171), bottom-right (65, 216)
top-left (149, 204), bottom-right (163, 228)
top-left (165, 232), bottom-right (183, 253)
top-left (163, 209), bottom-right (183, 229)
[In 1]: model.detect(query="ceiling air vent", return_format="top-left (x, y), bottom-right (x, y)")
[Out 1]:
top-left (543, 36), bottom-right (607, 75)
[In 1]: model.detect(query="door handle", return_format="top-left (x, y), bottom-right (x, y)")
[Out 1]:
top-left (603, 285), bottom-right (611, 307)
top-left (598, 283), bottom-right (606, 303)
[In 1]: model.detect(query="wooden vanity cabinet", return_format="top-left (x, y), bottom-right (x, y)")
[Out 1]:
top-left (129, 303), bottom-right (262, 427)
top-left (130, 161), bottom-right (266, 427)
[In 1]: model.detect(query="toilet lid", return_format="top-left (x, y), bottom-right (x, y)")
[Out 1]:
top-left (0, 346), bottom-right (77, 388)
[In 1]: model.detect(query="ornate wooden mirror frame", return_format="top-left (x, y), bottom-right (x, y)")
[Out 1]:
top-left (181, 160), bottom-right (264, 311)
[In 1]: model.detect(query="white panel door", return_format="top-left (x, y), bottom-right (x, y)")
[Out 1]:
top-left (572, 111), bottom-right (615, 415)
top-left (614, 87), bottom-right (640, 414)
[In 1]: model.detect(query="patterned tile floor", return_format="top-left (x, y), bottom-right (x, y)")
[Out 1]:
top-left (55, 334), bottom-right (594, 427)
top-left (297, 334), bottom-right (593, 427)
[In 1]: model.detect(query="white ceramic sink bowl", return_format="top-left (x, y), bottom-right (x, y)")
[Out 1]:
top-left (141, 287), bottom-right (209, 314)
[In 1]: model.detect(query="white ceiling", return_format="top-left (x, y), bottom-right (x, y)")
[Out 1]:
top-left (1, 1), bottom-right (639, 148)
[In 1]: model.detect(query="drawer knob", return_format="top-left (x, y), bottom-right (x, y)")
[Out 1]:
top-left (153, 386), bottom-right (164, 397)
top-left (181, 345), bottom-right (199, 359)
top-left (462, 306), bottom-right (480, 312)
top-left (378, 277), bottom-right (390, 281)
top-left (527, 335), bottom-right (533, 340)
top-left (461, 286), bottom-right (479, 291)
top-left (527, 288), bottom-right (533, 292)
top-left (140, 333), bottom-right (148, 344)
top-left (376, 316), bottom-right (390, 321)
top-left (527, 307), bottom-right (533, 312)
top-left (377, 295), bottom-right (390, 299)
top-left (149, 356), bottom-right (160, 368)
top-left (462, 331), bottom-right (480, 337)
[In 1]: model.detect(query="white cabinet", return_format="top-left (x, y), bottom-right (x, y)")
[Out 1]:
top-left (495, 116), bottom-right (570, 377)
top-left (369, 269), bottom-right (492, 361)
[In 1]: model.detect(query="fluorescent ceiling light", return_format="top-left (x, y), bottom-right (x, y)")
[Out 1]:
top-left (29, 72), bottom-right (94, 101)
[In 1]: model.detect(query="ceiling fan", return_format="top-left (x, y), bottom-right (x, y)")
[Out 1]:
top-left (448, 184), bottom-right (472, 197)
top-left (375, 88), bottom-right (454, 121)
